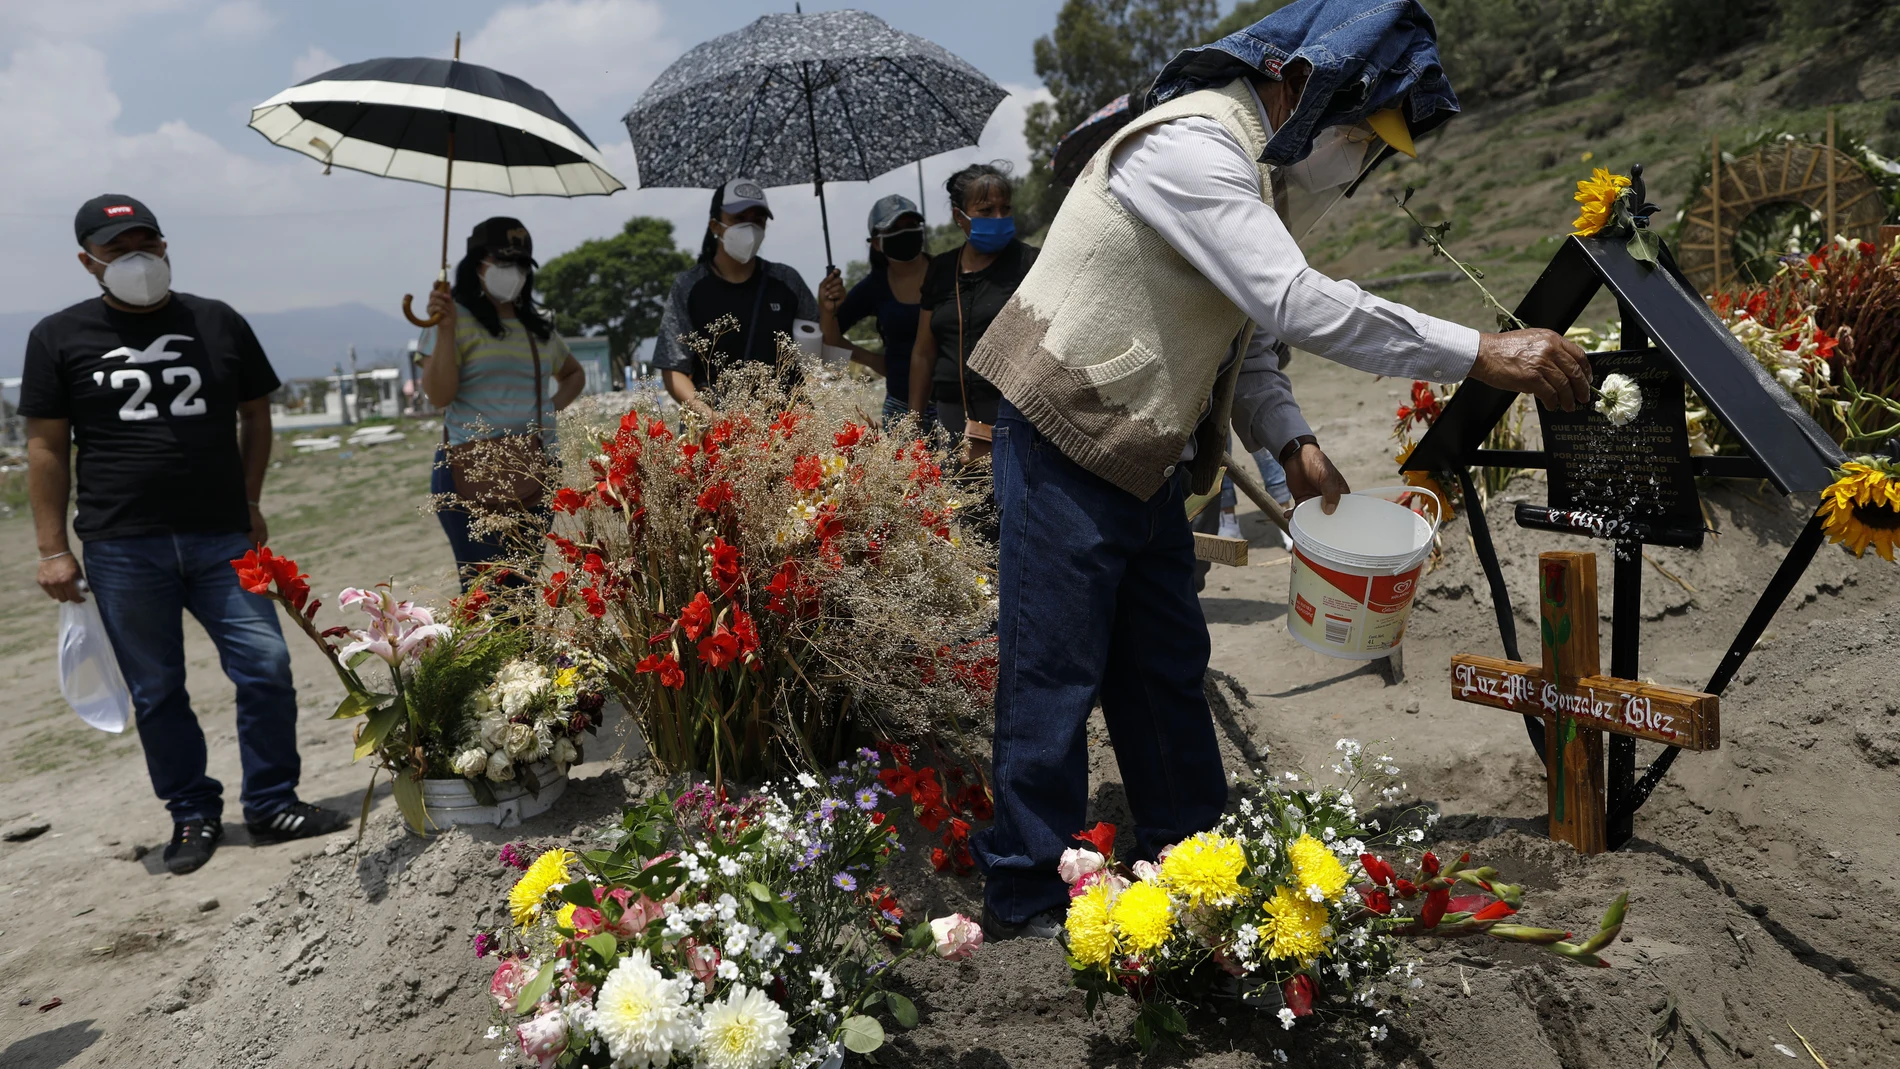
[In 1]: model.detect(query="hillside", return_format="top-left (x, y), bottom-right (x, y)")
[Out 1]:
top-left (1300, 35), bottom-right (1900, 334)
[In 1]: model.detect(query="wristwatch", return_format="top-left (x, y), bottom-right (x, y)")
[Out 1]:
top-left (1278, 434), bottom-right (1319, 466)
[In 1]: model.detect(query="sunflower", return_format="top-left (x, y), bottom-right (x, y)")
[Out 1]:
top-left (1571, 167), bottom-right (1631, 236)
top-left (1818, 459), bottom-right (1900, 561)
top-left (509, 848), bottom-right (576, 927)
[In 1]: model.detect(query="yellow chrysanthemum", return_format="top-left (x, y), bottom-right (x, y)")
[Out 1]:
top-left (1159, 832), bottom-right (1247, 908)
top-left (1111, 880), bottom-right (1176, 953)
top-left (1819, 460), bottom-right (1900, 562)
top-left (554, 666), bottom-right (579, 689)
top-left (1065, 881), bottom-right (1118, 968)
top-left (1287, 834), bottom-right (1351, 901)
top-left (509, 848), bottom-right (576, 927)
top-left (1260, 885), bottom-right (1332, 965)
top-left (1570, 167), bottom-right (1631, 236)
top-left (556, 902), bottom-right (578, 930)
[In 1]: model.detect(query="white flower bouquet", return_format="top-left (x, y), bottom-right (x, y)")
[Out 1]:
top-left (479, 751), bottom-right (981, 1068)
top-left (448, 655), bottom-right (605, 795)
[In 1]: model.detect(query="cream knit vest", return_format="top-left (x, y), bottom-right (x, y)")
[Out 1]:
top-left (968, 78), bottom-right (1272, 500)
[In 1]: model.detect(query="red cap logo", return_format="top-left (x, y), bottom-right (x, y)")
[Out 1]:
top-left (104, 205), bottom-right (135, 217)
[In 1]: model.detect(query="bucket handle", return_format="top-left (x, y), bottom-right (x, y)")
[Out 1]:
top-left (1354, 484), bottom-right (1444, 553)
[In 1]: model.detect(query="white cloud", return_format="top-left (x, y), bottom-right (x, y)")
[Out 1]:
top-left (290, 45), bottom-right (340, 83)
top-left (463, 0), bottom-right (679, 116)
top-left (200, 0), bottom-right (272, 40)
top-left (0, 0), bottom-right (199, 36)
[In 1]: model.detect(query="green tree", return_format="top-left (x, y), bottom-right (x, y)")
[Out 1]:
top-left (1020, 0), bottom-right (1220, 228)
top-left (537, 217), bottom-right (693, 376)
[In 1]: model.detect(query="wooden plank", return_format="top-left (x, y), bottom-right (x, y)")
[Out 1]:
top-left (1451, 654), bottom-right (1721, 750)
top-left (1539, 551), bottom-right (1605, 853)
top-left (1193, 532), bottom-right (1249, 566)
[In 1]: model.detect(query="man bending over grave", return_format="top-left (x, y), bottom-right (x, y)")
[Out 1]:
top-left (968, 0), bottom-right (1596, 938)
top-left (22, 195), bottom-right (350, 875)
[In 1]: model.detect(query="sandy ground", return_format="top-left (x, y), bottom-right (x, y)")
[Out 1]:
top-left (4, 353), bottom-right (1898, 1068)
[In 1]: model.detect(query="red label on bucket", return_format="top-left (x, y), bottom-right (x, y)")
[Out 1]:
top-left (1294, 594), bottom-right (1316, 625)
top-left (1367, 567), bottom-right (1423, 614)
top-left (1293, 547), bottom-right (1369, 600)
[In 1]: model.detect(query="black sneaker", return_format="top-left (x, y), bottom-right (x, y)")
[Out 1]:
top-left (246, 802), bottom-right (350, 845)
top-left (980, 904), bottom-right (1065, 941)
top-left (164, 818), bottom-right (224, 875)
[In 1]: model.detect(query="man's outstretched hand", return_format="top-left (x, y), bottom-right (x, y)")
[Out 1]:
top-left (1285, 442), bottom-right (1351, 515)
top-left (1472, 329), bottom-right (1593, 411)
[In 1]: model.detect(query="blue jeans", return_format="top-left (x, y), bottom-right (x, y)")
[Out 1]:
top-left (432, 447), bottom-right (551, 593)
top-left (83, 531), bottom-right (301, 824)
top-left (973, 400), bottom-right (1228, 923)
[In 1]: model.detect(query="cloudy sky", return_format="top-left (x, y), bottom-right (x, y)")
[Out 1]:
top-left (0, 0), bottom-right (1069, 319)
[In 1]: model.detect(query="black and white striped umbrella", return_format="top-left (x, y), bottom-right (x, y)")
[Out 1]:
top-left (623, 9), bottom-right (1007, 267)
top-left (249, 55), bottom-right (623, 196)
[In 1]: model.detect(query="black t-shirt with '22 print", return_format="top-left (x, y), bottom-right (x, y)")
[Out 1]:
top-left (17, 293), bottom-right (281, 542)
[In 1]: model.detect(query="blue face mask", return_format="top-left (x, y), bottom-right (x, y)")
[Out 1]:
top-left (963, 213), bottom-right (1016, 254)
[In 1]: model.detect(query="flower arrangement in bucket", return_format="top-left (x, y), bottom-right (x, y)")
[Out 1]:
top-left (231, 548), bottom-right (601, 833)
top-left (1059, 741), bottom-right (1629, 1055)
top-left (478, 751), bottom-right (982, 1067)
top-left (516, 350), bottom-right (996, 785)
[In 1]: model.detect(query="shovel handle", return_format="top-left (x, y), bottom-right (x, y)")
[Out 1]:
top-left (402, 280), bottom-right (450, 329)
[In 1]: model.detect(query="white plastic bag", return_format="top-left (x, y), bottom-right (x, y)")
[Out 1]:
top-left (59, 587), bottom-right (130, 733)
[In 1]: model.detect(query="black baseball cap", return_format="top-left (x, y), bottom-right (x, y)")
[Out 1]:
top-left (467, 216), bottom-right (533, 263)
top-left (75, 194), bottom-right (162, 247)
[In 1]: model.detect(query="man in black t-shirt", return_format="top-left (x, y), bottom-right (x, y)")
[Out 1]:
top-left (21, 195), bottom-right (347, 875)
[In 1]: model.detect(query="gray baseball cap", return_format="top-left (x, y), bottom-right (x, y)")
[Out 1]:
top-left (719, 177), bottom-right (773, 217)
top-left (867, 193), bottom-right (921, 234)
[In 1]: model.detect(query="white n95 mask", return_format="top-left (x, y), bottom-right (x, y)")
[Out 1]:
top-left (721, 223), bottom-right (764, 264)
top-left (482, 263), bottom-right (527, 303)
top-left (92, 251), bottom-right (172, 306)
top-left (1284, 123), bottom-right (1381, 193)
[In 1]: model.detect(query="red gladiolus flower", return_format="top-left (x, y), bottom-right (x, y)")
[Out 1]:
top-left (770, 410), bottom-right (805, 438)
top-left (545, 533), bottom-right (585, 563)
top-left (1362, 888), bottom-right (1393, 915)
top-left (647, 418), bottom-right (672, 440)
top-left (1470, 899), bottom-right (1517, 922)
top-left (916, 802), bottom-right (949, 833)
top-left (1812, 327), bottom-right (1839, 360)
top-left (945, 817), bottom-right (971, 842)
top-left (1420, 886), bottom-right (1450, 929)
top-left (582, 585), bottom-right (607, 618)
top-left (1360, 853), bottom-right (1395, 888)
top-left (636, 652), bottom-right (684, 689)
top-left (696, 625), bottom-right (741, 670)
top-left (550, 487), bottom-right (588, 514)
top-left (707, 537), bottom-right (742, 598)
top-left (1392, 878), bottom-right (1418, 899)
top-left (695, 480), bottom-right (734, 512)
top-left (680, 591), bottom-right (714, 641)
top-left (957, 784), bottom-right (993, 821)
top-left (790, 455), bottom-right (825, 491)
top-left (1282, 974), bottom-right (1316, 1017)
top-left (1420, 851), bottom-right (1441, 877)
top-left (929, 847), bottom-right (949, 872)
top-left (730, 607), bottom-right (760, 667)
top-left (1073, 822), bottom-right (1116, 858)
top-left (455, 588), bottom-right (489, 622)
top-left (834, 422), bottom-right (865, 449)
top-left (233, 550), bottom-right (272, 595)
top-left (582, 552), bottom-right (606, 576)
top-left (811, 504), bottom-right (843, 546)
top-left (231, 547), bottom-right (311, 611)
top-left (543, 571), bottom-right (569, 608)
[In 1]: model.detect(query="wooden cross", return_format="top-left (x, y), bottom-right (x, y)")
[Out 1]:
top-left (1449, 551), bottom-right (1720, 854)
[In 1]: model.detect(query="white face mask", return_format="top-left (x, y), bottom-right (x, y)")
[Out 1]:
top-left (1284, 123), bottom-right (1380, 193)
top-left (720, 222), bottom-right (764, 264)
top-left (482, 262), bottom-right (527, 304)
top-left (90, 250), bottom-right (172, 306)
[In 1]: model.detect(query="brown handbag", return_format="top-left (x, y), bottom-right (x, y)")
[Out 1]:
top-left (443, 327), bottom-right (549, 510)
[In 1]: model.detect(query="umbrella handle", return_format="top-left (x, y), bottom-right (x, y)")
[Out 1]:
top-left (403, 279), bottom-right (449, 329)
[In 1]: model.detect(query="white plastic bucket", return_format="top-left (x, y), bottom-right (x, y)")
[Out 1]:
top-left (417, 760), bottom-right (567, 831)
top-left (1286, 486), bottom-right (1441, 660)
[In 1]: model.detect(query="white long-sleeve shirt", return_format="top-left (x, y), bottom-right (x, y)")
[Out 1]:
top-left (1106, 83), bottom-right (1480, 458)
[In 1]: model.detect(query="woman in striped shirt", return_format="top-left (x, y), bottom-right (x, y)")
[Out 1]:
top-left (421, 217), bottom-right (585, 590)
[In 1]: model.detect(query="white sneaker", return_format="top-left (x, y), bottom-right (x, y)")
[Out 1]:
top-left (1218, 510), bottom-right (1241, 540)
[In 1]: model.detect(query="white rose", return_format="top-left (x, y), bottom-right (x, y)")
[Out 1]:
top-left (1056, 847), bottom-right (1104, 886)
top-left (450, 747), bottom-right (489, 778)
top-left (485, 750), bottom-right (515, 782)
top-left (503, 722), bottom-right (538, 758)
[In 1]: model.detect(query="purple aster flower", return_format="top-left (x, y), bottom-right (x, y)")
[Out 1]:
top-left (473, 932), bottom-right (494, 958)
top-left (855, 788), bottom-right (879, 811)
top-left (819, 798), bottom-right (843, 821)
top-left (787, 942), bottom-right (803, 955)
top-left (858, 747), bottom-right (880, 763)
top-left (832, 872), bottom-right (858, 892)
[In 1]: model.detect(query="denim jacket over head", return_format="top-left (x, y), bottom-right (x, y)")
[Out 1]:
top-left (1147, 0), bottom-right (1459, 166)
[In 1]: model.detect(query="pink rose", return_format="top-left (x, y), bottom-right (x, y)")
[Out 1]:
top-left (929, 913), bottom-right (984, 961)
top-left (1067, 869), bottom-right (1131, 899)
top-left (683, 938), bottom-right (720, 992)
top-left (1057, 847), bottom-right (1105, 886)
top-left (490, 957), bottom-right (534, 1013)
top-left (1131, 859), bottom-right (1162, 883)
top-left (516, 1007), bottom-right (567, 1068)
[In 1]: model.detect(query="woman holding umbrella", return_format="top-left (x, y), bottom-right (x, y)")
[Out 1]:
top-left (651, 180), bottom-right (819, 418)
top-left (817, 193), bottom-right (933, 429)
top-left (909, 163), bottom-right (1037, 458)
top-left (422, 217), bottom-right (585, 590)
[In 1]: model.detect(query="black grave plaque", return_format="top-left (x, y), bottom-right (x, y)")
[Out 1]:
top-left (1535, 348), bottom-right (1702, 539)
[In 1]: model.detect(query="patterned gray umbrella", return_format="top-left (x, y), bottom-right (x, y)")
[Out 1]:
top-left (623, 9), bottom-right (1008, 267)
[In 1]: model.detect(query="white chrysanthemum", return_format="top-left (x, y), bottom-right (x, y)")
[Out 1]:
top-left (450, 747), bottom-right (489, 778)
top-left (1594, 373), bottom-right (1642, 426)
top-left (594, 950), bottom-right (695, 1068)
top-left (695, 984), bottom-right (792, 1069)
